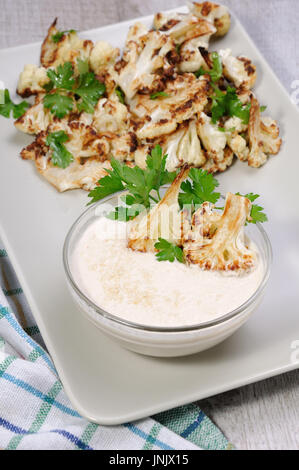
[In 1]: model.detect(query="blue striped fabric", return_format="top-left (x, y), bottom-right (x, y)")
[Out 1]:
top-left (0, 242), bottom-right (232, 450)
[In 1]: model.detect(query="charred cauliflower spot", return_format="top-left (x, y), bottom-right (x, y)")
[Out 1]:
top-left (14, 94), bottom-right (54, 135)
top-left (197, 112), bottom-right (227, 162)
top-left (17, 64), bottom-right (50, 98)
top-left (40, 19), bottom-right (93, 69)
top-left (183, 192), bottom-right (256, 271)
top-left (91, 96), bottom-right (130, 133)
top-left (190, 1), bottom-right (231, 37)
top-left (248, 96), bottom-right (282, 167)
top-left (128, 167), bottom-right (190, 252)
top-left (114, 30), bottom-right (178, 100)
top-left (154, 9), bottom-right (216, 72)
top-left (219, 49), bottom-right (257, 89)
top-left (90, 41), bottom-right (120, 74)
top-left (129, 74), bottom-right (210, 139)
top-left (202, 146), bottom-right (234, 173)
top-left (158, 120), bottom-right (206, 171)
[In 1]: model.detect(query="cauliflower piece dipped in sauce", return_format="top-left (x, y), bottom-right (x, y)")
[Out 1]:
top-left (183, 193), bottom-right (256, 271)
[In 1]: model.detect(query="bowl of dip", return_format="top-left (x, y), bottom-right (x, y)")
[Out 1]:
top-left (63, 192), bottom-right (272, 357)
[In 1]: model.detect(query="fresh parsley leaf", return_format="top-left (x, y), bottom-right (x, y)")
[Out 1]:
top-left (155, 238), bottom-right (184, 263)
top-left (88, 161), bottom-right (125, 205)
top-left (236, 192), bottom-right (268, 224)
top-left (46, 131), bottom-right (74, 169)
top-left (146, 145), bottom-right (177, 192)
top-left (150, 91), bottom-right (170, 100)
top-left (43, 93), bottom-right (74, 118)
top-left (260, 105), bottom-right (267, 113)
top-left (47, 62), bottom-right (75, 91)
top-left (250, 204), bottom-right (268, 223)
top-left (76, 72), bottom-right (106, 113)
top-left (211, 85), bottom-right (251, 124)
top-left (52, 29), bottom-right (76, 43)
top-left (88, 145), bottom-right (176, 212)
top-left (179, 168), bottom-right (220, 208)
top-left (0, 89), bottom-right (29, 119)
top-left (77, 58), bottom-right (90, 75)
top-left (115, 86), bottom-right (125, 104)
top-left (195, 52), bottom-right (222, 83)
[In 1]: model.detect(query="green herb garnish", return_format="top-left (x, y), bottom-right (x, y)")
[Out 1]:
top-left (115, 86), bottom-right (125, 104)
top-left (0, 89), bottom-right (29, 119)
top-left (88, 145), bottom-right (176, 210)
top-left (150, 91), bottom-right (170, 100)
top-left (211, 85), bottom-right (251, 124)
top-left (52, 29), bottom-right (76, 43)
top-left (45, 130), bottom-right (74, 168)
top-left (155, 238), bottom-right (184, 263)
top-left (178, 168), bottom-right (220, 209)
top-left (43, 93), bottom-right (74, 119)
top-left (43, 61), bottom-right (106, 117)
top-left (75, 72), bottom-right (106, 113)
top-left (195, 52), bottom-right (223, 83)
top-left (236, 192), bottom-right (268, 224)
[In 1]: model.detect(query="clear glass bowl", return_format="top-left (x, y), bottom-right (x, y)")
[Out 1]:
top-left (63, 192), bottom-right (272, 357)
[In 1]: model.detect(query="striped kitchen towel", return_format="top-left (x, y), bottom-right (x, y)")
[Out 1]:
top-left (0, 244), bottom-right (233, 450)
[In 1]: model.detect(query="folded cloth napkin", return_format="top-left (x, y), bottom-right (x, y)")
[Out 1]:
top-left (0, 245), bottom-right (232, 450)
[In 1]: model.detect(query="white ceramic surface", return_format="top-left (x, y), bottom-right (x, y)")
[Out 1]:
top-left (0, 7), bottom-right (299, 425)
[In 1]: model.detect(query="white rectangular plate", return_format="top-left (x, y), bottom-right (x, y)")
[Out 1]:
top-left (0, 7), bottom-right (299, 425)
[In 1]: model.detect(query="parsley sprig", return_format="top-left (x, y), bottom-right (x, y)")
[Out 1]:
top-left (178, 168), bottom-right (220, 209)
top-left (211, 85), bottom-right (251, 124)
top-left (45, 131), bottom-right (74, 169)
top-left (88, 145), bottom-right (177, 218)
top-left (154, 238), bottom-right (184, 263)
top-left (0, 89), bottom-right (29, 119)
top-left (43, 60), bottom-right (106, 118)
top-left (236, 193), bottom-right (268, 224)
top-left (195, 52), bottom-right (223, 83)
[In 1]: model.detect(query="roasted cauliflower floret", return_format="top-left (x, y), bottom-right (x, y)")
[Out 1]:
top-left (190, 1), bottom-right (231, 37)
top-left (21, 121), bottom-right (110, 161)
top-left (17, 64), bottom-right (50, 98)
top-left (125, 22), bottom-right (149, 47)
top-left (219, 49), bottom-right (257, 89)
top-left (14, 95), bottom-right (54, 135)
top-left (20, 125), bottom-right (113, 192)
top-left (183, 192), bottom-right (256, 270)
top-left (154, 9), bottom-right (216, 72)
top-left (110, 132), bottom-right (138, 162)
top-left (154, 10), bottom-right (216, 45)
top-left (228, 135), bottom-right (249, 162)
top-left (202, 146), bottom-right (234, 173)
top-left (129, 74), bottom-right (210, 139)
top-left (114, 30), bottom-right (178, 99)
top-left (128, 167), bottom-right (190, 252)
top-left (91, 96), bottom-right (130, 133)
top-left (197, 112), bottom-right (227, 162)
top-left (89, 41), bottom-right (120, 74)
top-left (40, 19), bottom-right (93, 69)
top-left (260, 116), bottom-right (282, 155)
top-left (158, 120), bottom-right (206, 171)
top-left (248, 96), bottom-right (282, 167)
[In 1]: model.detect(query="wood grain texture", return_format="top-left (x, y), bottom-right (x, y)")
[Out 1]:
top-left (0, 0), bottom-right (298, 450)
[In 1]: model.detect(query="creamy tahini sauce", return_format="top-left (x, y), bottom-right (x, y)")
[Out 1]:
top-left (71, 217), bottom-right (264, 327)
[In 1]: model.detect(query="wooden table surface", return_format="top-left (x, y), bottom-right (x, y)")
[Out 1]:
top-left (0, 0), bottom-right (298, 450)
